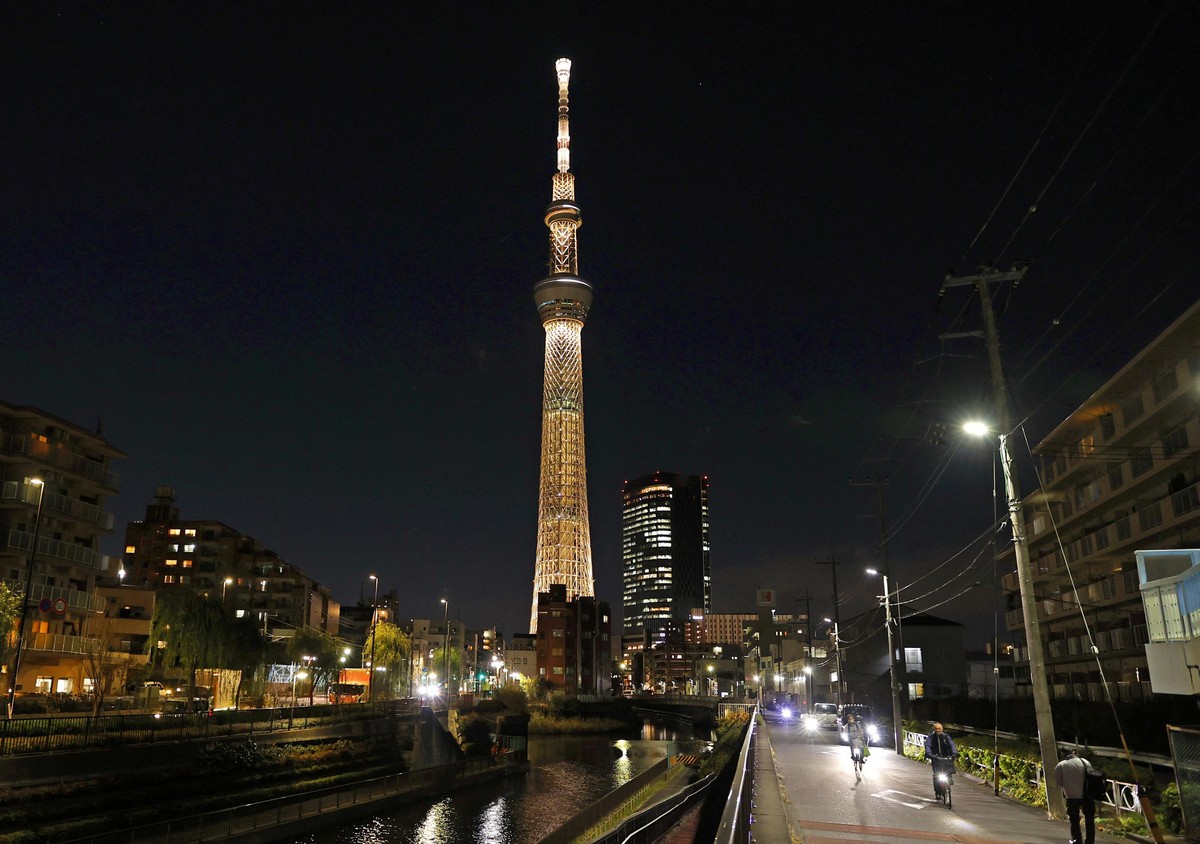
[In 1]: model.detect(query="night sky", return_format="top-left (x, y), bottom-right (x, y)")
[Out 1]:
top-left (5, 3), bottom-right (1198, 647)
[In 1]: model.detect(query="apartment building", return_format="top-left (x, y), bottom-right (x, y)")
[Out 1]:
top-left (123, 487), bottom-right (340, 640)
top-left (1001, 301), bottom-right (1200, 702)
top-left (535, 584), bottom-right (612, 696)
top-left (1, 401), bottom-right (125, 701)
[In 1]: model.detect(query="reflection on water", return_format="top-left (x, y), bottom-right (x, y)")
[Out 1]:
top-left (289, 726), bottom-right (708, 844)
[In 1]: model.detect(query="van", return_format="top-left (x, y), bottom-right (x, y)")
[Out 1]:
top-left (804, 702), bottom-right (838, 730)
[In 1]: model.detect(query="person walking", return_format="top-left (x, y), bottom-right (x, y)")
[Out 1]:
top-left (845, 712), bottom-right (868, 770)
top-left (1053, 748), bottom-right (1096, 844)
top-left (925, 722), bottom-right (957, 798)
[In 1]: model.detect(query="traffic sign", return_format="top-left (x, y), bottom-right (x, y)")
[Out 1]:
top-left (52, 598), bottom-right (67, 615)
top-left (38, 598), bottom-right (52, 614)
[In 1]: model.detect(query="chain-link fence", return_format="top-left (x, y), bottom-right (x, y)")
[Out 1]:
top-left (1168, 725), bottom-right (1200, 839)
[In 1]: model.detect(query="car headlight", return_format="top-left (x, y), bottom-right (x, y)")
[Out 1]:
top-left (804, 717), bottom-right (818, 731)
top-left (781, 707), bottom-right (793, 719)
top-left (867, 725), bottom-right (879, 740)
top-left (840, 730), bottom-right (848, 740)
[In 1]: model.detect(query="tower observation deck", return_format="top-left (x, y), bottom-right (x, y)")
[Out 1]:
top-left (530, 58), bottom-right (595, 633)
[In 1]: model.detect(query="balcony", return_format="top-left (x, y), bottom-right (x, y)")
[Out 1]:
top-left (1138, 549), bottom-right (1200, 694)
top-left (5, 435), bottom-right (119, 490)
top-left (6, 528), bottom-right (108, 570)
top-left (0, 482), bottom-right (114, 531)
top-left (26, 632), bottom-right (101, 656)
top-left (3, 579), bottom-right (108, 614)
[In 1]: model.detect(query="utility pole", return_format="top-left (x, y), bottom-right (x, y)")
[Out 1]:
top-left (794, 591), bottom-right (813, 710)
top-left (943, 267), bottom-right (1062, 817)
top-left (814, 555), bottom-right (843, 706)
top-left (851, 475), bottom-right (905, 755)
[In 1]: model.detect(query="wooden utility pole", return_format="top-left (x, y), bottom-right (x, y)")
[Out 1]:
top-left (814, 555), bottom-right (843, 706)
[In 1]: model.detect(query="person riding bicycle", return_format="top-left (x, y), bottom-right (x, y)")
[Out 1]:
top-left (925, 722), bottom-right (957, 797)
top-left (845, 712), bottom-right (868, 767)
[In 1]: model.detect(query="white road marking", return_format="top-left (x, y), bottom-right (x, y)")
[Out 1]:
top-left (871, 789), bottom-right (938, 809)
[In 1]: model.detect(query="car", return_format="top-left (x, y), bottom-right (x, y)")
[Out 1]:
top-left (837, 704), bottom-right (880, 745)
top-left (802, 701), bottom-right (839, 731)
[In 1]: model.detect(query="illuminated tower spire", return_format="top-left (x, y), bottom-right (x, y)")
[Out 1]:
top-left (530, 57), bottom-right (595, 632)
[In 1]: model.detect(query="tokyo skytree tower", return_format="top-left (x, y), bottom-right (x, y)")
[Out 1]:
top-left (529, 58), bottom-right (595, 632)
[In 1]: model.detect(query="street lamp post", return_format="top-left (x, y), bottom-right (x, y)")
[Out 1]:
top-left (965, 420), bottom-right (1062, 816)
top-left (867, 568), bottom-right (905, 756)
top-left (7, 478), bottom-right (45, 720)
top-left (222, 577), bottom-right (233, 600)
top-left (368, 574), bottom-right (379, 703)
top-left (289, 662), bottom-right (309, 729)
top-left (440, 598), bottom-right (450, 703)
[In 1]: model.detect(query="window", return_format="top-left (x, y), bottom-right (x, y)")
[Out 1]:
top-left (55, 678), bottom-right (73, 694)
top-left (125, 545), bottom-right (136, 554)
top-left (1121, 394), bottom-right (1144, 427)
top-left (168, 528), bottom-right (181, 536)
top-left (163, 575), bottom-right (176, 584)
top-left (552, 630), bottom-right (564, 637)
top-left (32, 620), bottom-right (48, 634)
top-left (184, 529), bottom-right (196, 536)
top-left (35, 676), bottom-right (53, 693)
top-left (904, 648), bottom-right (923, 673)
top-left (1107, 463), bottom-right (1124, 491)
top-left (1099, 414), bottom-right (1116, 440)
top-left (552, 667), bottom-right (564, 675)
top-left (165, 559), bottom-right (177, 567)
top-left (1163, 425), bottom-right (1189, 460)
top-left (908, 682), bottom-right (925, 699)
top-left (1152, 368), bottom-right (1179, 403)
top-left (1131, 448), bottom-right (1154, 478)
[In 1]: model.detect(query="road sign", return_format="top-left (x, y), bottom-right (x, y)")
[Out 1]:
top-left (39, 598), bottom-right (52, 614)
top-left (52, 598), bottom-right (67, 615)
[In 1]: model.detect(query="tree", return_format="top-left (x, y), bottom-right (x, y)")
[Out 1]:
top-left (148, 591), bottom-right (226, 702)
top-left (80, 607), bottom-right (130, 716)
top-left (430, 645), bottom-right (463, 698)
top-left (0, 582), bottom-right (20, 675)
top-left (363, 621), bottom-right (411, 699)
top-left (287, 627), bottom-right (342, 704)
top-left (224, 614), bottom-right (267, 708)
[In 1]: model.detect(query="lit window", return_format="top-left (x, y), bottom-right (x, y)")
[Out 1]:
top-left (904, 648), bottom-right (923, 673)
top-left (182, 560), bottom-right (193, 568)
top-left (35, 676), bottom-right (52, 693)
top-left (125, 545), bottom-right (136, 554)
top-left (184, 529), bottom-right (196, 536)
top-left (908, 682), bottom-right (925, 699)
top-left (168, 529), bottom-right (181, 536)
top-left (183, 544), bottom-right (196, 553)
top-left (165, 560), bottom-right (178, 567)
top-left (163, 575), bottom-right (176, 584)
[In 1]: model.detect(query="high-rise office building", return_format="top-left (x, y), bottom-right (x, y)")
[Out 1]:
top-left (530, 58), bottom-right (595, 632)
top-left (622, 472), bottom-right (711, 636)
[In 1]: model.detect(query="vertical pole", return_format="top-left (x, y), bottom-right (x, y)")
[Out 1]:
top-left (368, 576), bottom-right (379, 704)
top-left (975, 276), bottom-right (1062, 818)
top-left (882, 575), bottom-right (903, 755)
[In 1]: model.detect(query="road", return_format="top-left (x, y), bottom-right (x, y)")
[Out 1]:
top-left (761, 713), bottom-right (1121, 844)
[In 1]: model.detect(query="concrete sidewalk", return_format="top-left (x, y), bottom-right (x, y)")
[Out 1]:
top-left (759, 718), bottom-right (1136, 844)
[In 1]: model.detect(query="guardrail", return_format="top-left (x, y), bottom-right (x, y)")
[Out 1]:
top-left (0, 699), bottom-right (415, 756)
top-left (715, 706), bottom-right (757, 844)
top-left (588, 773), bottom-right (715, 844)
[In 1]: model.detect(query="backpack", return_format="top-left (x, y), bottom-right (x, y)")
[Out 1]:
top-left (1085, 764), bottom-right (1109, 801)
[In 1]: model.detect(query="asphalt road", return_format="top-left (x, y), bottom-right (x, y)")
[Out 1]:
top-left (761, 714), bottom-right (1121, 844)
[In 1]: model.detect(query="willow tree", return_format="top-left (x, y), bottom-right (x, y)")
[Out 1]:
top-left (364, 621), bottom-right (411, 699)
top-left (0, 582), bottom-right (21, 682)
top-left (148, 591), bottom-right (226, 702)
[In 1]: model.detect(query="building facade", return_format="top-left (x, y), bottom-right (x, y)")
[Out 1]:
top-left (622, 472), bottom-right (711, 636)
top-left (1001, 301), bottom-right (1200, 702)
top-left (530, 58), bottom-right (596, 632)
top-left (535, 584), bottom-right (612, 696)
top-left (123, 487), bottom-right (340, 640)
top-left (1, 401), bottom-right (125, 702)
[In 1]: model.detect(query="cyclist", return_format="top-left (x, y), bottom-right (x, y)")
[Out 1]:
top-left (845, 712), bottom-right (868, 772)
top-left (926, 722), bottom-right (957, 799)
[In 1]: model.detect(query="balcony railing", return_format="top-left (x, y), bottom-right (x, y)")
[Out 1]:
top-left (5, 435), bottom-right (119, 489)
top-left (0, 482), bottom-right (114, 530)
top-left (2, 579), bottom-right (107, 614)
top-left (26, 632), bottom-right (101, 656)
top-left (6, 529), bottom-right (108, 570)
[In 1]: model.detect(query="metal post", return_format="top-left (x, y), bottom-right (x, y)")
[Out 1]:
top-left (441, 598), bottom-right (450, 704)
top-left (7, 479), bottom-right (45, 720)
top-left (368, 575), bottom-right (379, 703)
top-left (882, 575), bottom-right (903, 755)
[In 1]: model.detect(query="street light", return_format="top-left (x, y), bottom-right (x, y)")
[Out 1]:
top-left (965, 420), bottom-right (1061, 816)
top-left (222, 577), bottom-right (233, 600)
top-left (7, 478), bottom-right (45, 720)
top-left (440, 598), bottom-right (450, 703)
top-left (290, 662), bottom-right (310, 729)
top-left (368, 575), bottom-right (379, 703)
top-left (867, 567), bottom-right (905, 756)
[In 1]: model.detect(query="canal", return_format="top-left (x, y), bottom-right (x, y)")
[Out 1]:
top-left (288, 722), bottom-right (710, 844)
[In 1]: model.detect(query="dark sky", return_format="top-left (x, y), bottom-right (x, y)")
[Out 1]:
top-left (4, 3), bottom-right (1198, 647)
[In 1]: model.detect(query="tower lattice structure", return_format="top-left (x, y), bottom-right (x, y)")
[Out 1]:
top-left (530, 58), bottom-right (595, 632)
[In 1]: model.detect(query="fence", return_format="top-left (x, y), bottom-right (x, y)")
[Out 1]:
top-left (715, 708), bottom-right (757, 844)
top-left (1168, 726), bottom-right (1200, 839)
top-left (902, 729), bottom-right (1144, 815)
top-left (0, 699), bottom-right (415, 756)
top-left (65, 744), bottom-right (526, 844)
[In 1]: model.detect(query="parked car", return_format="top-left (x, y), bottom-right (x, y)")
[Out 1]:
top-left (837, 704), bottom-right (880, 744)
top-left (802, 701), bottom-right (839, 730)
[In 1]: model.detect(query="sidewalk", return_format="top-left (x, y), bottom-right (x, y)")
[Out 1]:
top-left (758, 719), bottom-right (1137, 844)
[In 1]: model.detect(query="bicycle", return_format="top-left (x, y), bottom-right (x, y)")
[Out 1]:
top-left (850, 744), bottom-right (865, 780)
top-left (930, 755), bottom-right (954, 808)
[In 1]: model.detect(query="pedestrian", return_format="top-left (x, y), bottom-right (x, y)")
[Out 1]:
top-left (925, 722), bottom-right (957, 798)
top-left (1053, 748), bottom-right (1096, 844)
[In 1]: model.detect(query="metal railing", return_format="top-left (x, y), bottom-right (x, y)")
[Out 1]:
top-left (0, 699), bottom-right (415, 756)
top-left (715, 707), bottom-right (757, 844)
